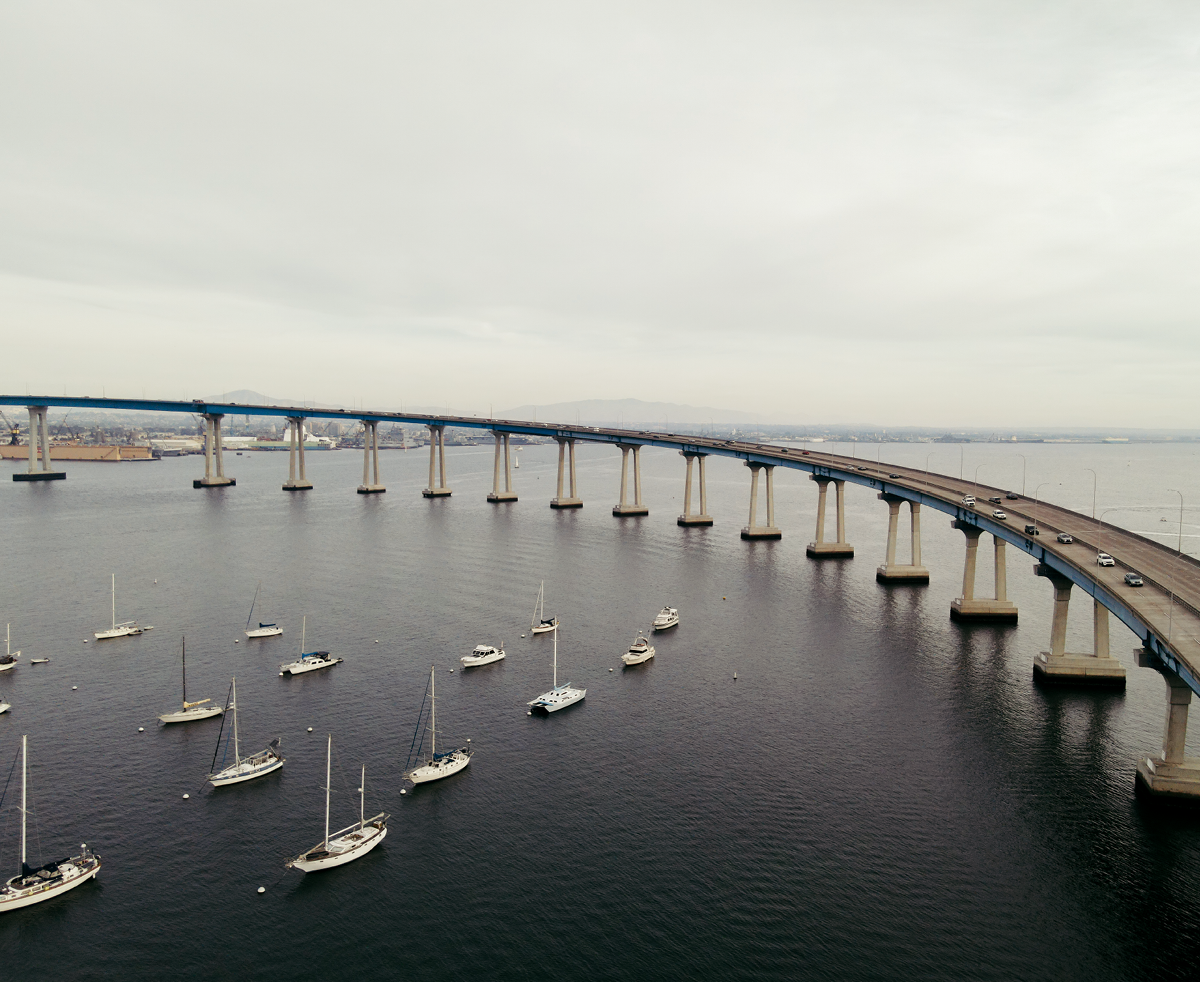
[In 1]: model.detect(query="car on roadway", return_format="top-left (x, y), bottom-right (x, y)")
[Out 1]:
top-left (1124, 572), bottom-right (1144, 587)
top-left (1097, 553), bottom-right (1115, 567)
top-left (889, 473), bottom-right (900, 478)
top-left (992, 510), bottom-right (1007, 520)
top-left (1006, 493), bottom-right (1019, 500)
top-left (1025, 524), bottom-right (1040, 535)
top-left (1056, 532), bottom-right (1073, 544)
top-left (988, 496), bottom-right (1002, 504)
top-left (961, 495), bottom-right (976, 506)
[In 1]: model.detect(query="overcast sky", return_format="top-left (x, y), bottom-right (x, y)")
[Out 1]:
top-left (2, 1), bottom-right (1198, 426)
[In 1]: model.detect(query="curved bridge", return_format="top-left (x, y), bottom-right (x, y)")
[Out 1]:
top-left (5, 394), bottom-right (1199, 799)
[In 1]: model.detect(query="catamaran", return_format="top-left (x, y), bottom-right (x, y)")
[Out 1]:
top-left (158, 637), bottom-right (223, 724)
top-left (0, 624), bottom-right (18, 673)
top-left (244, 582), bottom-right (283, 639)
top-left (0, 736), bottom-right (102, 913)
top-left (528, 624), bottom-right (586, 713)
top-left (530, 581), bottom-right (558, 634)
top-left (207, 678), bottom-right (284, 786)
top-left (621, 635), bottom-right (655, 666)
top-left (94, 574), bottom-right (151, 640)
top-left (404, 665), bottom-right (472, 784)
top-left (652, 606), bottom-right (679, 632)
top-left (279, 616), bottom-right (342, 676)
top-left (286, 735), bottom-right (387, 873)
top-left (461, 643), bottom-right (505, 668)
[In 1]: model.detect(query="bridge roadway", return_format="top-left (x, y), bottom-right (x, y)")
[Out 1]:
top-left (4, 395), bottom-right (1199, 796)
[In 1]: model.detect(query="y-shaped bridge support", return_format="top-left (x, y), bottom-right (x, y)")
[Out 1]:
top-left (194, 414), bottom-right (235, 488)
top-left (806, 476), bottom-right (852, 557)
top-left (423, 424), bottom-right (451, 497)
top-left (13, 406), bottom-right (65, 482)
top-left (358, 421), bottom-right (385, 494)
top-left (551, 437), bottom-right (582, 509)
top-left (677, 452), bottom-right (712, 526)
top-left (1032, 565), bottom-right (1125, 686)
top-left (613, 445), bottom-right (647, 516)
top-left (1135, 649), bottom-right (1200, 799)
top-left (488, 431), bottom-right (517, 502)
top-left (741, 462), bottom-right (781, 540)
top-left (876, 494), bottom-right (928, 583)
top-left (283, 417), bottom-right (313, 491)
top-left (949, 521), bottom-right (1015, 621)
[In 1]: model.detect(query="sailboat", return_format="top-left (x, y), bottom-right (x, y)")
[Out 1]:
top-left (278, 616), bottom-right (342, 676)
top-left (244, 582), bottom-right (283, 639)
top-left (404, 666), bottom-right (472, 784)
top-left (286, 735), bottom-right (388, 873)
top-left (530, 581), bottom-right (558, 634)
top-left (207, 678), bottom-right (285, 786)
top-left (159, 638), bottom-right (223, 724)
top-left (94, 574), bottom-right (152, 640)
top-left (0, 736), bottom-right (102, 912)
top-left (0, 624), bottom-right (19, 673)
top-left (528, 624), bottom-right (586, 712)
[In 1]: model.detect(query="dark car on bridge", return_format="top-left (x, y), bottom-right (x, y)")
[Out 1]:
top-left (1006, 493), bottom-right (1019, 500)
top-left (1025, 524), bottom-right (1040, 535)
top-left (1124, 572), bottom-right (1144, 587)
top-left (1057, 532), bottom-right (1073, 544)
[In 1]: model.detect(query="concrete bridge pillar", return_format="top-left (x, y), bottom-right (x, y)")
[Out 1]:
top-left (422, 424), bottom-right (451, 497)
top-left (1134, 649), bottom-right (1200, 799)
top-left (876, 494), bottom-right (929, 583)
top-left (949, 521), bottom-right (1015, 621)
top-left (551, 437), bottom-right (583, 509)
top-left (677, 451), bottom-right (712, 526)
top-left (194, 414), bottom-right (235, 488)
top-left (283, 417), bottom-right (313, 491)
top-left (1031, 565), bottom-right (1125, 685)
top-left (613, 445), bottom-right (648, 516)
top-left (741, 462), bottom-right (781, 540)
top-left (488, 431), bottom-right (517, 502)
top-left (807, 476), bottom-right (852, 557)
top-left (12, 406), bottom-right (65, 482)
top-left (358, 420), bottom-right (386, 494)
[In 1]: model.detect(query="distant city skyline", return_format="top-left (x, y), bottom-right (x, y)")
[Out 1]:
top-left (3, 2), bottom-right (1197, 428)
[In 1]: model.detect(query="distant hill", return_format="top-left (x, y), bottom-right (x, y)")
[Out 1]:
top-left (497, 398), bottom-right (769, 426)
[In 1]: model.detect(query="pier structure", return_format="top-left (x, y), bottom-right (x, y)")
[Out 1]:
top-left (487, 430), bottom-right (517, 503)
top-left (1136, 648), bottom-right (1200, 799)
top-left (283, 417), bottom-right (312, 491)
top-left (806, 475), bottom-right (852, 557)
top-left (949, 520), bottom-right (1017, 622)
top-left (12, 406), bottom-right (64, 482)
top-left (741, 462), bottom-right (781, 540)
top-left (358, 421), bottom-right (385, 494)
top-left (194, 414), bottom-right (235, 488)
top-left (423, 424), bottom-right (450, 497)
top-left (551, 437), bottom-right (582, 509)
top-left (1031, 565), bottom-right (1124, 686)
top-left (612, 444), bottom-right (647, 516)
top-left (876, 493), bottom-right (928, 583)
top-left (677, 451), bottom-right (712, 526)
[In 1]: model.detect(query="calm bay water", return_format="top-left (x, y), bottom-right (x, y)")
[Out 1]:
top-left (1, 441), bottom-right (1198, 981)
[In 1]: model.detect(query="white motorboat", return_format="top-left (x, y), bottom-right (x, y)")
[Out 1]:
top-left (0, 624), bottom-right (18, 673)
top-left (29, 659), bottom-right (49, 665)
top-left (0, 700), bottom-right (9, 715)
top-left (528, 625), bottom-right (586, 713)
top-left (461, 644), bottom-right (505, 668)
top-left (652, 606), bottom-right (679, 632)
top-left (243, 582), bottom-right (283, 638)
top-left (94, 574), bottom-right (152, 640)
top-left (286, 736), bottom-right (387, 873)
top-left (530, 580), bottom-right (558, 634)
top-left (279, 617), bottom-right (342, 676)
top-left (0, 735), bottom-right (102, 913)
top-left (207, 678), bottom-right (284, 786)
top-left (158, 637), bottom-right (223, 724)
top-left (404, 665), bottom-right (472, 784)
top-left (621, 635), bottom-right (655, 666)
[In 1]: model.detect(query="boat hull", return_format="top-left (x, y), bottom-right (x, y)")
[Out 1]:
top-left (531, 625), bottom-right (557, 635)
top-left (94, 626), bottom-right (147, 640)
top-left (461, 650), bottom-right (505, 667)
top-left (0, 858), bottom-right (101, 913)
top-left (279, 656), bottom-right (341, 676)
top-left (622, 647), bottom-right (655, 665)
top-left (0, 661), bottom-right (16, 673)
top-left (407, 751), bottom-right (471, 784)
top-left (209, 753), bottom-right (284, 787)
top-left (158, 705), bottom-right (223, 724)
top-left (529, 686), bottom-right (586, 712)
top-left (288, 818), bottom-right (387, 873)
top-left (652, 619), bottom-right (678, 632)
top-left (0, 702), bottom-right (9, 715)
top-left (245, 627), bottom-right (283, 639)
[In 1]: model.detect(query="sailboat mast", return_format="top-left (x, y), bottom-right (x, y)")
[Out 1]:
top-left (111, 573), bottom-right (116, 630)
top-left (182, 637), bottom-right (187, 708)
top-left (323, 735), bottom-right (331, 848)
top-left (19, 734), bottom-right (27, 873)
top-left (359, 764), bottom-right (365, 831)
top-left (246, 582), bottom-right (260, 629)
top-left (231, 677), bottom-right (240, 763)
top-left (430, 665), bottom-right (436, 758)
top-left (553, 624), bottom-right (558, 687)
top-left (301, 616), bottom-right (306, 654)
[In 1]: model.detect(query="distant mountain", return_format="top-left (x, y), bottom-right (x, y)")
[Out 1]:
top-left (497, 398), bottom-right (770, 426)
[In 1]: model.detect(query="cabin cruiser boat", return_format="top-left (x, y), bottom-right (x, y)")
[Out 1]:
top-left (621, 636), bottom-right (655, 666)
top-left (461, 644), bottom-right (505, 668)
top-left (652, 607), bottom-right (679, 632)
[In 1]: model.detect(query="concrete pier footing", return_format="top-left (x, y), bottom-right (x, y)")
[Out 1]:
top-left (806, 475), bottom-right (851, 557)
top-left (13, 406), bottom-right (66, 482)
top-left (876, 494), bottom-right (928, 583)
top-left (741, 462), bottom-right (781, 540)
top-left (1030, 565), bottom-right (1124, 686)
top-left (283, 416), bottom-right (313, 491)
top-left (488, 431), bottom-right (517, 502)
top-left (677, 451), bottom-right (711, 525)
top-left (949, 520), bottom-right (1016, 621)
top-left (613, 445), bottom-right (647, 515)
top-left (551, 437), bottom-right (583, 508)
top-left (1134, 649), bottom-right (1200, 800)
top-left (194, 413), bottom-right (235, 488)
top-left (422, 424), bottom-right (449, 497)
top-left (357, 420), bottom-right (386, 494)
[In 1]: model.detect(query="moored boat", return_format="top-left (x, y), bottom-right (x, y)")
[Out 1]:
top-left (243, 582), bottom-right (283, 638)
top-left (0, 624), bottom-right (18, 673)
top-left (528, 624), bottom-right (585, 713)
top-left (279, 617), bottom-right (341, 676)
top-left (652, 606), bottom-right (679, 632)
top-left (207, 678), bottom-right (284, 786)
top-left (404, 665), bottom-right (472, 784)
top-left (94, 574), bottom-right (151, 640)
top-left (530, 581), bottom-right (558, 634)
top-left (158, 637), bottom-right (223, 724)
top-left (461, 644), bottom-right (505, 668)
top-left (621, 635), bottom-right (655, 666)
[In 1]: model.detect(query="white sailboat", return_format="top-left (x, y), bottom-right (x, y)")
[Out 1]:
top-left (94, 574), bottom-right (152, 640)
top-left (528, 624), bottom-right (586, 712)
top-left (621, 635), bottom-right (655, 666)
top-left (244, 582), bottom-right (283, 639)
top-left (404, 665), bottom-right (472, 784)
top-left (207, 678), bottom-right (285, 786)
top-left (652, 606), bottom-right (679, 632)
top-left (0, 698), bottom-right (9, 715)
top-left (279, 617), bottom-right (342, 676)
top-left (0, 736), bottom-right (102, 913)
top-left (0, 624), bottom-right (19, 673)
top-left (158, 637), bottom-right (223, 724)
top-left (286, 735), bottom-right (387, 873)
top-left (530, 581), bottom-right (558, 634)
top-left (461, 643), bottom-right (505, 668)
